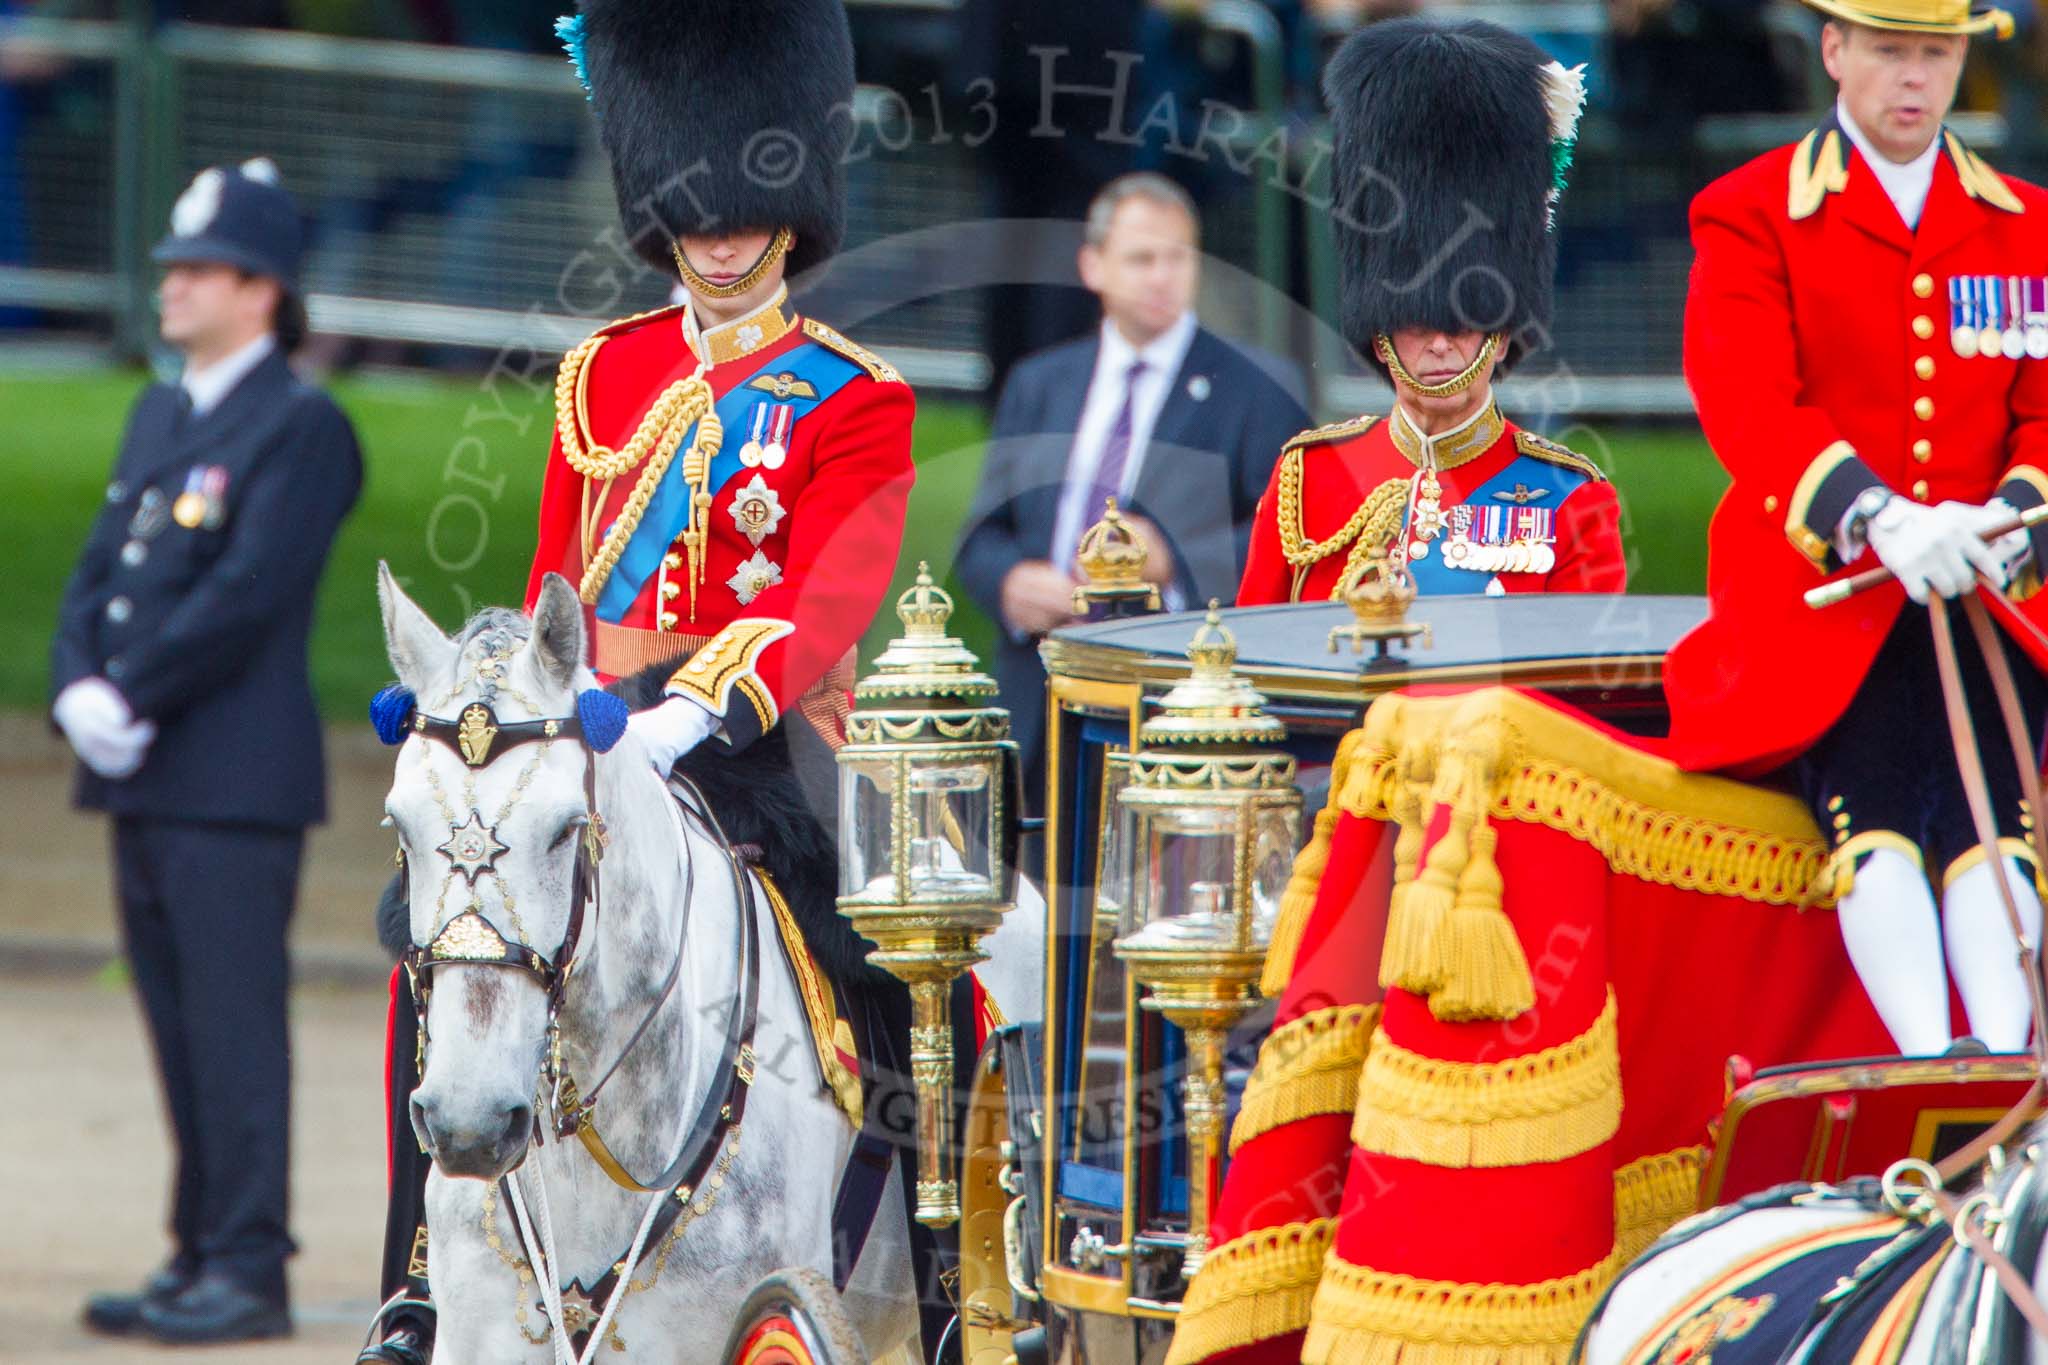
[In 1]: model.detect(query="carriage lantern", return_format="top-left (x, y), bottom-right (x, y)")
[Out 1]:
top-left (1110, 604), bottom-right (1300, 1278)
top-left (837, 564), bottom-right (1016, 1227)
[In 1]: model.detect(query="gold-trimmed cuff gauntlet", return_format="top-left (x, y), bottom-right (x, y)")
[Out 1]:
top-left (664, 618), bottom-right (793, 750)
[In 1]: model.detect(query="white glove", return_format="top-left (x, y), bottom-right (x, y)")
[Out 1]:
top-left (52, 677), bottom-right (158, 780)
top-left (1974, 497), bottom-right (2033, 584)
top-left (1865, 496), bottom-right (2009, 603)
top-left (628, 695), bottom-right (720, 774)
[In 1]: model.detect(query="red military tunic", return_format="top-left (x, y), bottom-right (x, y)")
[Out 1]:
top-left (526, 286), bottom-right (914, 746)
top-left (1238, 401), bottom-right (1626, 605)
top-left (1662, 120), bottom-right (2048, 776)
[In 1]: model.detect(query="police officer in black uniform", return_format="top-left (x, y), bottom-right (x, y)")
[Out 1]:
top-left (49, 158), bottom-right (362, 1345)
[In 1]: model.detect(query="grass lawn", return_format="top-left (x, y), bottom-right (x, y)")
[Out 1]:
top-left (0, 366), bottom-right (1726, 718)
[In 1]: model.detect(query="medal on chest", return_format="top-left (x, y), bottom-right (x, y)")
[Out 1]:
top-left (1951, 276), bottom-right (2048, 360)
top-left (727, 472), bottom-right (787, 546)
top-left (1442, 503), bottom-right (1557, 575)
top-left (737, 400), bottom-right (794, 470)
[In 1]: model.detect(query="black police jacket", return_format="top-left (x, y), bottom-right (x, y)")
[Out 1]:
top-left (49, 348), bottom-right (363, 828)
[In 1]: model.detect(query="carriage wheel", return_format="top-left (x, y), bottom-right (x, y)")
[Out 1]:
top-left (722, 1267), bottom-right (872, 1365)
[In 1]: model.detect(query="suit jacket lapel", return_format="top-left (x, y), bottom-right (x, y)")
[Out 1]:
top-left (1130, 328), bottom-right (1216, 511)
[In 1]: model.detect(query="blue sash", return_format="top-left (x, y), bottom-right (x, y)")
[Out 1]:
top-left (1410, 452), bottom-right (1591, 596)
top-left (598, 340), bottom-right (861, 622)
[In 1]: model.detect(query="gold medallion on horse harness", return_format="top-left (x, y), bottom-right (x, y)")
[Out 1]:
top-left (457, 703), bottom-right (497, 765)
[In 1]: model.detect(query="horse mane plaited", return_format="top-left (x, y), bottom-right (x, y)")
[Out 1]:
top-left (610, 655), bottom-right (896, 993)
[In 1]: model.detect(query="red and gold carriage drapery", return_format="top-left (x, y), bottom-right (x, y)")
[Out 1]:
top-left (1167, 686), bottom-right (1894, 1365)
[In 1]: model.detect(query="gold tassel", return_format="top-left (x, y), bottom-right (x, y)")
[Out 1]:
top-left (1380, 786), bottom-right (1453, 994)
top-left (1430, 822), bottom-right (1535, 1022)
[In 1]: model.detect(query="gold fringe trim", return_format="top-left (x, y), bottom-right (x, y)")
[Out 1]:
top-left (1165, 1219), bottom-right (1339, 1365)
top-left (1613, 1146), bottom-right (1705, 1264)
top-left (1340, 692), bottom-right (1836, 911)
top-left (1301, 1244), bottom-right (1629, 1365)
top-left (1264, 728), bottom-right (1376, 995)
top-left (1230, 1004), bottom-right (1381, 1155)
top-left (1351, 991), bottom-right (1620, 1169)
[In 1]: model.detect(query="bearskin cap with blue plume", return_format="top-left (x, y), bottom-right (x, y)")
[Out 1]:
top-left (1323, 17), bottom-right (1585, 376)
top-left (563, 0), bottom-right (854, 279)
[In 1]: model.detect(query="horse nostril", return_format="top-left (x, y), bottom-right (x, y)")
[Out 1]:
top-left (409, 1097), bottom-right (435, 1152)
top-left (501, 1104), bottom-right (534, 1152)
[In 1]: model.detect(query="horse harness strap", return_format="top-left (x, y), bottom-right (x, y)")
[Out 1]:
top-left (557, 801), bottom-right (763, 1196)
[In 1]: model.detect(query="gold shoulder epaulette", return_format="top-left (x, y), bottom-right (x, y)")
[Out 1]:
top-left (802, 318), bottom-right (902, 384)
top-left (1788, 127), bottom-right (1848, 221)
top-left (1281, 414), bottom-right (1378, 458)
top-left (1514, 430), bottom-right (1606, 480)
top-left (589, 302), bottom-right (688, 341)
top-left (1945, 130), bottom-right (2025, 215)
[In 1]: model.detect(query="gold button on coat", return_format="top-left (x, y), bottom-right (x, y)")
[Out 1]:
top-left (1915, 396), bottom-right (1934, 420)
top-left (1913, 439), bottom-right (1932, 462)
top-left (1913, 480), bottom-right (1931, 500)
top-left (1914, 315), bottom-right (1935, 339)
top-left (1764, 495), bottom-right (1779, 513)
top-left (1913, 273), bottom-right (1935, 297)
top-left (1915, 356), bottom-right (1935, 380)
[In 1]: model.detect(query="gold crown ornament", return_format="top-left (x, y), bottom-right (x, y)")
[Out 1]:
top-left (1071, 497), bottom-right (1162, 614)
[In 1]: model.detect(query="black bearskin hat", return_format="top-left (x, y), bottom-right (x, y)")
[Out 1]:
top-left (571, 0), bottom-right (854, 279)
top-left (1323, 18), bottom-right (1566, 375)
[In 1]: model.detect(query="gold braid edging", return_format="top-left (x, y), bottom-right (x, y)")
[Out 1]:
top-left (1614, 1146), bottom-right (1705, 1264)
top-left (1350, 991), bottom-right (1620, 1169)
top-left (1301, 1243), bottom-right (1628, 1365)
top-left (1230, 1004), bottom-right (1380, 1155)
top-left (1262, 728), bottom-right (1376, 994)
top-left (759, 872), bottom-right (864, 1126)
top-left (1165, 1218), bottom-right (1338, 1365)
top-left (1337, 692), bottom-right (1837, 909)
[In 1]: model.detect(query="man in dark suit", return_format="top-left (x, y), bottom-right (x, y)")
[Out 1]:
top-left (955, 173), bottom-right (1308, 806)
top-left (50, 159), bottom-right (362, 1344)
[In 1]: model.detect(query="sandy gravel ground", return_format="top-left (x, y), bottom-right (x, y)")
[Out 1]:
top-left (0, 975), bottom-right (391, 1362)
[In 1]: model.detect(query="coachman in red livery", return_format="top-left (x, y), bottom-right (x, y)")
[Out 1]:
top-left (1659, 0), bottom-right (2048, 1057)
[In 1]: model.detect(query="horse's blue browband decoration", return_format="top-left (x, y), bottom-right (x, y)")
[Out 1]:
top-left (371, 684), bottom-right (417, 745)
top-left (577, 689), bottom-right (630, 754)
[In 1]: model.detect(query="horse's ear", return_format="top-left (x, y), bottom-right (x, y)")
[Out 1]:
top-left (377, 562), bottom-right (453, 690)
top-left (528, 572), bottom-right (584, 690)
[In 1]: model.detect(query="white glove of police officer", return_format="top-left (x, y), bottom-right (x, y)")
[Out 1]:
top-left (52, 676), bottom-right (158, 780)
top-left (628, 694), bottom-right (720, 775)
top-left (1865, 496), bottom-right (2010, 603)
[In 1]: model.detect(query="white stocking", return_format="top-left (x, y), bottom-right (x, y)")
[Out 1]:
top-left (1838, 847), bottom-right (1951, 1056)
top-left (1942, 856), bottom-right (2041, 1053)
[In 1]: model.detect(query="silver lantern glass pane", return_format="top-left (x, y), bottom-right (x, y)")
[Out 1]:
top-left (907, 761), bottom-right (997, 897)
top-left (1139, 804), bottom-right (1240, 945)
top-left (839, 756), bottom-right (899, 900)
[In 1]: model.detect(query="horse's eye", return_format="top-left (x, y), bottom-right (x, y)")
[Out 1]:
top-left (549, 822), bottom-right (580, 852)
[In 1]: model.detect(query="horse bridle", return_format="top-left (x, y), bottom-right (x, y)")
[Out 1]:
top-left (398, 700), bottom-right (607, 1024)
top-left (393, 696), bottom-right (762, 1200)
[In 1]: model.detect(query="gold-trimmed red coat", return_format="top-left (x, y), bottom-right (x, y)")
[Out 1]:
top-left (1663, 116), bottom-right (2048, 775)
top-left (1237, 403), bottom-right (1627, 606)
top-left (525, 288), bottom-right (914, 747)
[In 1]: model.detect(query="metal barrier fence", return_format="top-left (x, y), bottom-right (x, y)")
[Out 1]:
top-left (0, 8), bottom-right (2016, 415)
